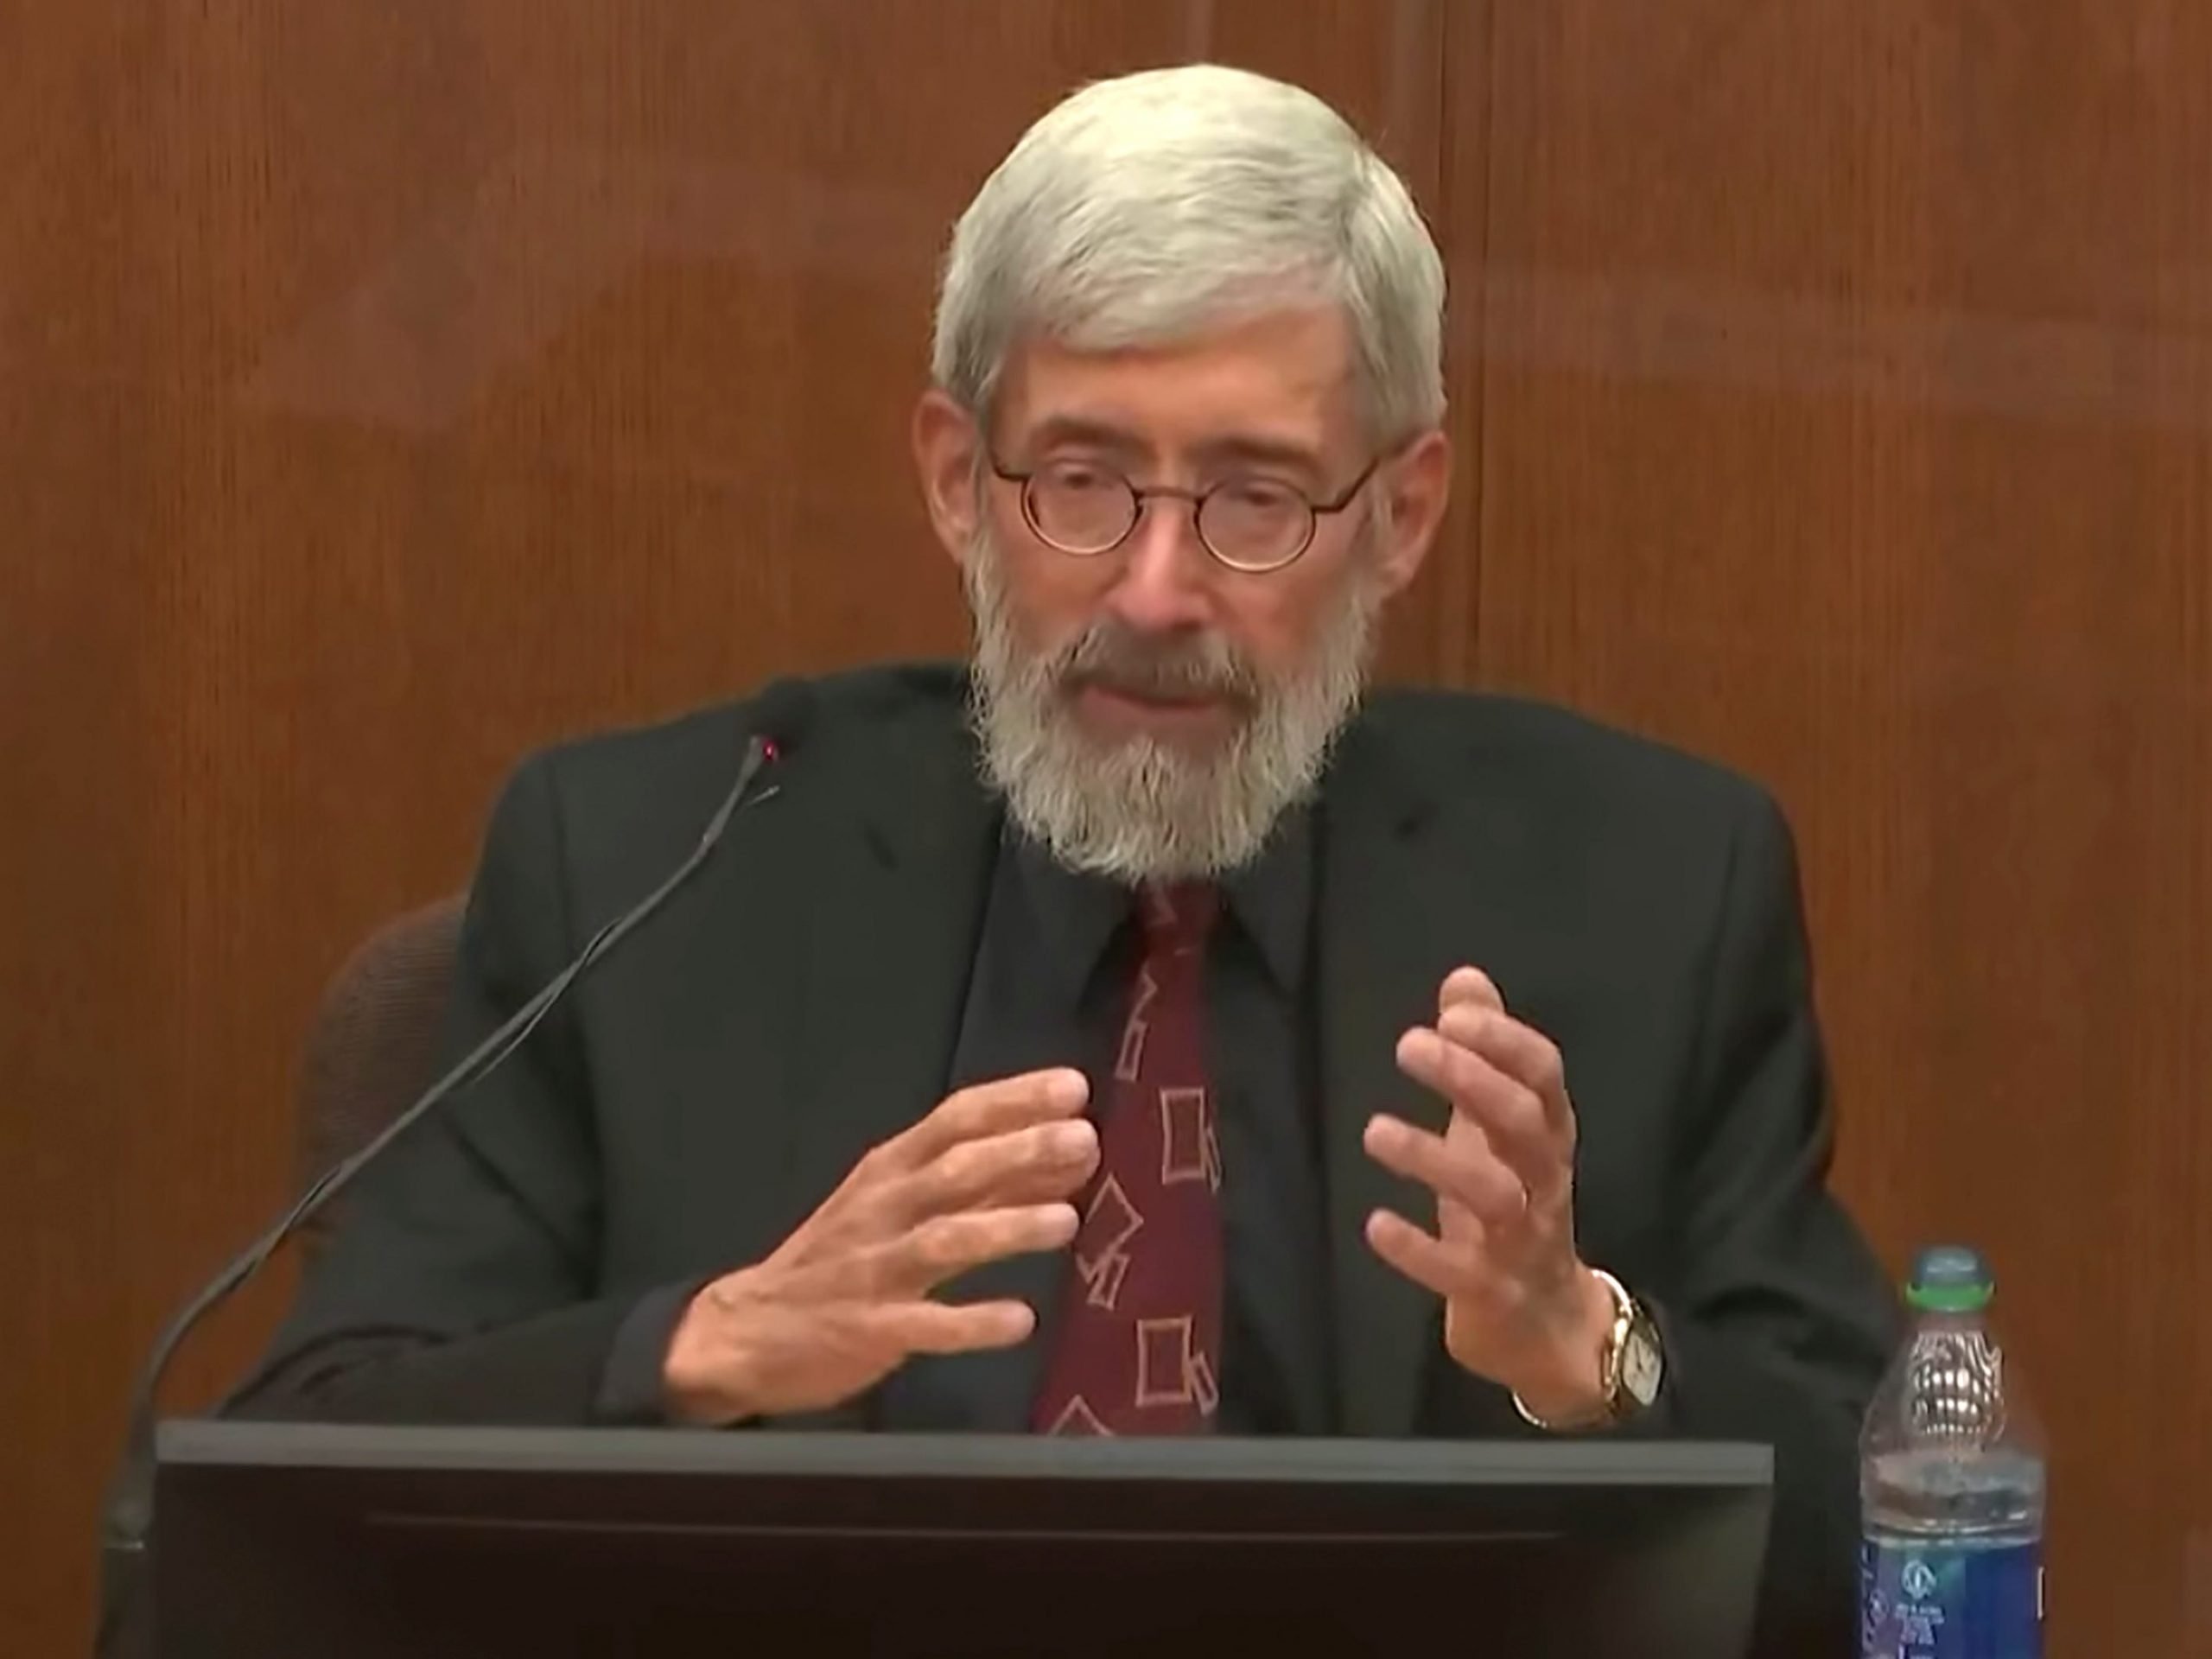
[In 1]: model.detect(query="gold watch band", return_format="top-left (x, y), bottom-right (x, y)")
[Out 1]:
top-left (1510, 1269), bottom-right (1637, 1433)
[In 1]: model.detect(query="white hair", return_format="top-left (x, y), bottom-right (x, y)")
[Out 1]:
top-left (931, 64), bottom-right (1446, 445)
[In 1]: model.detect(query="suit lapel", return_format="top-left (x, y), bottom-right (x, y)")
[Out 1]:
top-left (781, 673), bottom-right (1092, 1433)
top-left (781, 677), bottom-right (1007, 1427)
top-left (787, 678), bottom-right (1000, 1211)
top-left (1317, 703), bottom-right (1531, 1438)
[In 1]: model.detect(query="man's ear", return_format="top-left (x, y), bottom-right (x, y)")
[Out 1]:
top-left (1370, 428), bottom-right (1453, 597)
top-left (912, 390), bottom-right (984, 563)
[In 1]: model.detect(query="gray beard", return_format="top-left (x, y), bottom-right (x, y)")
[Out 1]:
top-left (962, 526), bottom-right (1381, 883)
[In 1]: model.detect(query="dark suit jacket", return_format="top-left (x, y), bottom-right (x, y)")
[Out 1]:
top-left (234, 661), bottom-right (1900, 1652)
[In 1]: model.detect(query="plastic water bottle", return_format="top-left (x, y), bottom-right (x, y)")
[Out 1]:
top-left (1859, 1244), bottom-right (2045, 1657)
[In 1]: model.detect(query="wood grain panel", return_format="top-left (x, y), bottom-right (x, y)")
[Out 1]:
top-left (1467, 4), bottom-right (2212, 1653)
top-left (0, 5), bottom-right (1446, 1652)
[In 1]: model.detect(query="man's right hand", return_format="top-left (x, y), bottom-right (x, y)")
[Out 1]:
top-left (660, 1068), bottom-right (1098, 1426)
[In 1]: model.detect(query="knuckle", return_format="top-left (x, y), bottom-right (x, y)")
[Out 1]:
top-left (910, 1158), bottom-right (952, 1199)
top-left (1449, 1046), bottom-right (1489, 1103)
top-left (1480, 1171), bottom-right (1522, 1220)
top-left (936, 1083), bottom-right (990, 1129)
top-left (914, 1214), bottom-right (975, 1274)
top-left (938, 1077), bottom-right (986, 1115)
top-left (852, 1185), bottom-right (912, 1243)
top-left (932, 1141), bottom-right (981, 1193)
top-left (849, 1244), bottom-right (892, 1303)
top-left (1439, 1002), bottom-right (1484, 1046)
top-left (906, 1219), bottom-right (952, 1274)
top-left (921, 1103), bottom-right (969, 1149)
top-left (1507, 1084), bottom-right (1546, 1137)
top-left (1533, 1043), bottom-right (1567, 1100)
top-left (1024, 1120), bottom-right (1080, 1168)
top-left (1433, 1036), bottom-right (1471, 1089)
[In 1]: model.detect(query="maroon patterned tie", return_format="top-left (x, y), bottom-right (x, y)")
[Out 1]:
top-left (1030, 880), bottom-right (1224, 1436)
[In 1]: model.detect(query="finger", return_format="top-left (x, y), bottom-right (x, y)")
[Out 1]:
top-left (871, 1201), bottom-right (1080, 1296)
top-left (1436, 1001), bottom-right (1573, 1148)
top-left (1364, 1208), bottom-right (1501, 1304)
top-left (877, 1069), bottom-right (1090, 1173)
top-left (898, 1117), bottom-right (1099, 1223)
top-left (1395, 1027), bottom-right (1563, 1199)
top-left (1363, 1112), bottom-right (1529, 1230)
top-left (877, 1298), bottom-right (1039, 1355)
top-left (1439, 966), bottom-right (1505, 1016)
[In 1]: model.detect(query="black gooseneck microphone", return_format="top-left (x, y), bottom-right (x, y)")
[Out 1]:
top-left (92, 678), bottom-right (816, 1658)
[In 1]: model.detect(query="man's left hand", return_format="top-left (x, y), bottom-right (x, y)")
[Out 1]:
top-left (1362, 966), bottom-right (1618, 1425)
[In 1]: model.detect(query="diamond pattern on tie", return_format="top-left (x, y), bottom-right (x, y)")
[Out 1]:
top-left (1158, 1087), bottom-right (1222, 1190)
top-left (1114, 967), bottom-right (1159, 1082)
top-left (1043, 1395), bottom-right (1112, 1436)
top-left (1032, 881), bottom-right (1224, 1436)
top-left (1074, 1175), bottom-right (1143, 1311)
top-left (1134, 1315), bottom-right (1221, 1413)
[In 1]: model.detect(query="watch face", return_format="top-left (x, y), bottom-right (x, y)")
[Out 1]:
top-left (1622, 1328), bottom-right (1663, 1407)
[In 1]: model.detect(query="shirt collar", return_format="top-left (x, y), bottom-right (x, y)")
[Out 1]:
top-left (1007, 805), bottom-right (1314, 1003)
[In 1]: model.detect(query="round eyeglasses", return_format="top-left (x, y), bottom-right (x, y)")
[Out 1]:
top-left (987, 453), bottom-right (1382, 574)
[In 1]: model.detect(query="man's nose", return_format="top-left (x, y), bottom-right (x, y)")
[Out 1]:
top-left (1096, 494), bottom-right (1217, 636)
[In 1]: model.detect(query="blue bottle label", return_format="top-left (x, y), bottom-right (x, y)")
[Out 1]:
top-left (1859, 1536), bottom-right (2042, 1658)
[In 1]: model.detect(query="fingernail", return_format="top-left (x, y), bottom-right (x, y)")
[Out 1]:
top-left (1399, 1028), bottom-right (1442, 1066)
top-left (1051, 1120), bottom-right (1096, 1158)
top-left (1046, 1070), bottom-right (1089, 1110)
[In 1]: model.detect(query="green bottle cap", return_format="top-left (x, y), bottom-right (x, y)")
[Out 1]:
top-left (1906, 1244), bottom-right (1993, 1313)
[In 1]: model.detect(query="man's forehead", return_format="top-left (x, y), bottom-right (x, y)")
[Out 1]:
top-left (995, 307), bottom-right (1361, 463)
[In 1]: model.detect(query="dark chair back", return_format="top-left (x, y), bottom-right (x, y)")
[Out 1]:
top-left (293, 894), bottom-right (464, 1258)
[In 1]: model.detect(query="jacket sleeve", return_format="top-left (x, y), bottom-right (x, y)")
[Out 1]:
top-left (226, 753), bottom-right (696, 1426)
top-left (1633, 785), bottom-right (1902, 1656)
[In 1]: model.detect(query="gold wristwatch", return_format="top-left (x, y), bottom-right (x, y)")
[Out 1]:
top-left (1513, 1268), bottom-right (1665, 1431)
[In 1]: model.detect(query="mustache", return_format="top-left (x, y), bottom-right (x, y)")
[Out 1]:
top-left (1044, 620), bottom-right (1263, 704)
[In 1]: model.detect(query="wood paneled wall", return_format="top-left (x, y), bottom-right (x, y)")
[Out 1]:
top-left (3, 3), bottom-right (2205, 1654)
top-left (1467, 8), bottom-right (2211, 1654)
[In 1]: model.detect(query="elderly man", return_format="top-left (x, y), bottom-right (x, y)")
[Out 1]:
top-left (238, 64), bottom-right (1897, 1651)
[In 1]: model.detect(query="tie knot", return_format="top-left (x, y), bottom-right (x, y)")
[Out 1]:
top-left (1139, 881), bottom-right (1220, 953)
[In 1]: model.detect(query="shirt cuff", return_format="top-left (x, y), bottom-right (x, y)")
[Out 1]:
top-left (592, 1280), bottom-right (709, 1425)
